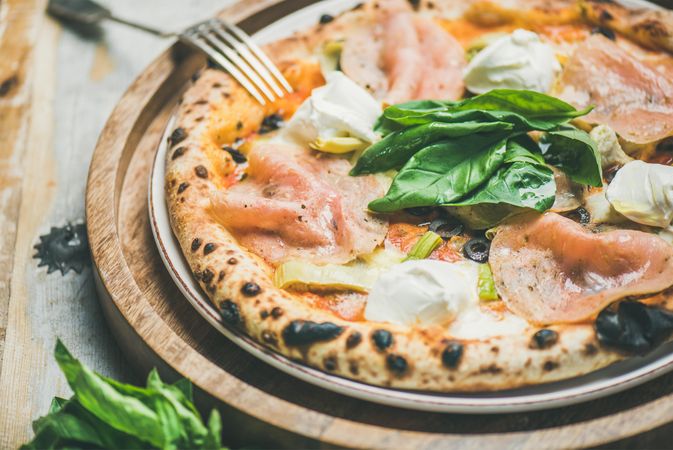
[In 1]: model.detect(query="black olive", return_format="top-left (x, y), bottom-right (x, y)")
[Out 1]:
top-left (595, 301), bottom-right (673, 354)
top-left (463, 237), bottom-right (490, 263)
top-left (429, 217), bottom-right (464, 239)
top-left (531, 329), bottom-right (558, 349)
top-left (223, 146), bottom-right (247, 164)
top-left (372, 329), bottom-right (393, 350)
top-left (567, 207), bottom-right (591, 225)
top-left (319, 14), bottom-right (334, 24)
top-left (591, 26), bottom-right (616, 41)
top-left (259, 114), bottom-right (284, 134)
top-left (405, 206), bottom-right (434, 217)
top-left (441, 342), bottom-right (463, 369)
top-left (282, 320), bottom-right (344, 346)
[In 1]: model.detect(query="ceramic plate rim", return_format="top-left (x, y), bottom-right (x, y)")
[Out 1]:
top-left (147, 0), bottom-right (673, 414)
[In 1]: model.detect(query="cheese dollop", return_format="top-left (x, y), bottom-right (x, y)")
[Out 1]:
top-left (463, 29), bottom-right (560, 94)
top-left (606, 160), bottom-right (673, 228)
top-left (364, 260), bottom-right (479, 326)
top-left (282, 71), bottom-right (381, 144)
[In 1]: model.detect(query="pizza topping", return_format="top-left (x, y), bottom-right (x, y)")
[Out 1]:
top-left (282, 71), bottom-right (381, 149)
top-left (530, 329), bottom-right (559, 349)
top-left (463, 29), bottom-right (561, 94)
top-left (211, 142), bottom-right (387, 264)
top-left (282, 320), bottom-right (344, 347)
top-left (428, 216), bottom-right (463, 240)
top-left (606, 160), bottom-right (673, 228)
top-left (340, 4), bottom-right (465, 103)
top-left (403, 231), bottom-right (443, 261)
top-left (372, 329), bottom-right (393, 350)
top-left (441, 342), bottom-right (464, 369)
top-left (555, 34), bottom-right (673, 145)
top-left (219, 300), bottom-right (242, 325)
top-left (490, 212), bottom-right (673, 324)
top-left (477, 264), bottom-right (498, 301)
top-left (364, 260), bottom-right (480, 326)
top-left (589, 125), bottom-right (632, 169)
top-left (596, 301), bottom-right (673, 354)
top-left (463, 238), bottom-right (490, 263)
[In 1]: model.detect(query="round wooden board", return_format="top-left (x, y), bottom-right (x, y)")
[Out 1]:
top-left (86, 1), bottom-right (673, 448)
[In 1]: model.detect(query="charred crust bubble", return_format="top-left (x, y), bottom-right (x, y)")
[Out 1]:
top-left (596, 301), bottom-right (673, 354)
top-left (319, 14), bottom-right (334, 24)
top-left (591, 26), bottom-right (616, 40)
top-left (407, 0), bottom-right (421, 10)
top-left (201, 268), bottom-right (215, 285)
top-left (259, 113), bottom-right (284, 134)
top-left (169, 127), bottom-right (187, 146)
top-left (441, 342), bottom-right (464, 369)
top-left (543, 360), bottom-right (559, 372)
top-left (372, 329), bottom-right (393, 350)
top-left (323, 355), bottom-right (338, 371)
top-left (171, 146), bottom-right (187, 160)
top-left (194, 165), bottom-right (208, 179)
top-left (177, 182), bottom-right (189, 194)
top-left (261, 330), bottom-right (277, 346)
top-left (220, 300), bottom-right (242, 325)
top-left (223, 146), bottom-right (247, 164)
top-left (463, 237), bottom-right (490, 263)
top-left (241, 282), bottom-right (261, 297)
top-left (203, 243), bottom-right (217, 255)
top-left (227, 257), bottom-right (238, 265)
top-left (0, 75), bottom-right (18, 97)
top-left (531, 329), bottom-right (559, 349)
top-left (346, 331), bottom-right (362, 349)
top-left (191, 238), bottom-right (202, 252)
top-left (271, 307), bottom-right (283, 319)
top-left (282, 320), bottom-right (344, 346)
top-left (386, 354), bottom-right (408, 375)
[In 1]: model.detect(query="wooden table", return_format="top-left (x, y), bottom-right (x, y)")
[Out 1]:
top-left (0, 1), bottom-right (228, 447)
top-left (2, 0), bottom-right (673, 448)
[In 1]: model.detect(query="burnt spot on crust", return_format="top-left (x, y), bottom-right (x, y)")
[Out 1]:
top-left (223, 146), bottom-right (247, 164)
top-left (191, 238), bottom-right (202, 252)
top-left (386, 354), bottom-right (408, 376)
top-left (479, 364), bottom-right (503, 375)
top-left (0, 75), bottom-right (18, 97)
top-left (441, 342), bottom-right (463, 369)
top-left (201, 268), bottom-right (215, 285)
top-left (218, 270), bottom-right (225, 282)
top-left (203, 243), bottom-right (217, 255)
top-left (319, 14), bottom-right (334, 24)
top-left (271, 307), bottom-right (283, 319)
top-left (323, 355), bottom-right (338, 371)
top-left (407, 0), bottom-right (420, 10)
top-left (177, 182), bottom-right (189, 194)
top-left (543, 360), bottom-right (559, 372)
top-left (241, 282), bottom-right (261, 297)
top-left (169, 127), bottom-right (188, 146)
top-left (220, 300), bottom-right (242, 325)
top-left (227, 257), bottom-right (238, 265)
top-left (171, 146), bottom-right (187, 160)
top-left (372, 329), bottom-right (393, 350)
top-left (584, 343), bottom-right (598, 356)
top-left (634, 19), bottom-right (670, 39)
top-left (346, 331), bottom-right (362, 349)
top-left (599, 9), bottom-right (614, 22)
top-left (259, 113), bottom-right (284, 134)
top-left (349, 360), bottom-right (359, 375)
top-left (261, 330), bottom-right (277, 346)
top-left (530, 329), bottom-right (559, 349)
top-left (260, 310), bottom-right (269, 319)
top-left (282, 320), bottom-right (344, 346)
top-left (194, 165), bottom-right (208, 179)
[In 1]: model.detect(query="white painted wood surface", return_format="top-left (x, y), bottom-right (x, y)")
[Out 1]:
top-left (0, 1), bottom-right (231, 446)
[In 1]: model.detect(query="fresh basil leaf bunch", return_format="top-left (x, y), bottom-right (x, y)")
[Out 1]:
top-left (351, 90), bottom-right (602, 216)
top-left (21, 340), bottom-right (224, 450)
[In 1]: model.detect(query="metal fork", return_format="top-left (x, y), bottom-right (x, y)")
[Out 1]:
top-left (47, 0), bottom-right (293, 105)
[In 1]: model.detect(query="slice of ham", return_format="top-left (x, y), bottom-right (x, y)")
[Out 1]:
top-left (490, 212), bottom-right (673, 324)
top-left (210, 141), bottom-right (387, 264)
top-left (341, 5), bottom-right (465, 104)
top-left (556, 34), bottom-right (673, 145)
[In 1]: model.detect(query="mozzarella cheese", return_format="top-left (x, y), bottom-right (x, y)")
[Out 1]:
top-left (463, 29), bottom-right (560, 94)
top-left (590, 125), bottom-right (633, 169)
top-left (364, 260), bottom-right (480, 327)
top-left (281, 71), bottom-right (381, 145)
top-left (606, 160), bottom-right (673, 228)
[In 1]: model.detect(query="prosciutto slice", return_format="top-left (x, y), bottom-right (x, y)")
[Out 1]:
top-left (556, 35), bottom-right (673, 145)
top-left (490, 212), bottom-right (673, 324)
top-left (211, 142), bottom-right (387, 264)
top-left (341, 3), bottom-right (465, 104)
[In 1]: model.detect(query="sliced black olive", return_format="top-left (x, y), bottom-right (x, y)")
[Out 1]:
top-left (568, 207), bottom-right (591, 225)
top-left (595, 301), bottom-right (673, 354)
top-left (405, 206), bottom-right (434, 217)
top-left (429, 217), bottom-right (463, 240)
top-left (463, 237), bottom-right (490, 263)
top-left (259, 113), bottom-right (284, 134)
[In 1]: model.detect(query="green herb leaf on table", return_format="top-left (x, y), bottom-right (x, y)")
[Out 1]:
top-left (541, 127), bottom-right (603, 187)
top-left (21, 339), bottom-right (225, 450)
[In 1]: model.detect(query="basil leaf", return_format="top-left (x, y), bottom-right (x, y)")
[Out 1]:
top-left (504, 135), bottom-right (545, 165)
top-left (368, 133), bottom-right (508, 212)
top-left (541, 127), bottom-right (602, 187)
top-left (351, 121), bottom-right (513, 175)
top-left (450, 162), bottom-right (556, 212)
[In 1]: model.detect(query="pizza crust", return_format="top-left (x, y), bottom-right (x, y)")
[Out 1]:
top-left (164, 0), bottom-right (672, 391)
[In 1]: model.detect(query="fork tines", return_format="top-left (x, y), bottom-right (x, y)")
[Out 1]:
top-left (181, 18), bottom-right (293, 106)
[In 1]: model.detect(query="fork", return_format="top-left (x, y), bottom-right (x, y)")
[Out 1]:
top-left (47, 0), bottom-right (293, 105)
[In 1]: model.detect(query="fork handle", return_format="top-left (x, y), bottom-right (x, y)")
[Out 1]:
top-left (107, 15), bottom-right (175, 38)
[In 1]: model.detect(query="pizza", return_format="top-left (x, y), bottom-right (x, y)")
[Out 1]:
top-left (164, 0), bottom-right (673, 391)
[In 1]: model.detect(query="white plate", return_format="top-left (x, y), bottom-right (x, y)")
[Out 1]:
top-left (148, 0), bottom-right (673, 413)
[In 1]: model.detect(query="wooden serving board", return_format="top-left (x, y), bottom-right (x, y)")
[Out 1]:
top-left (86, 0), bottom-right (673, 447)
